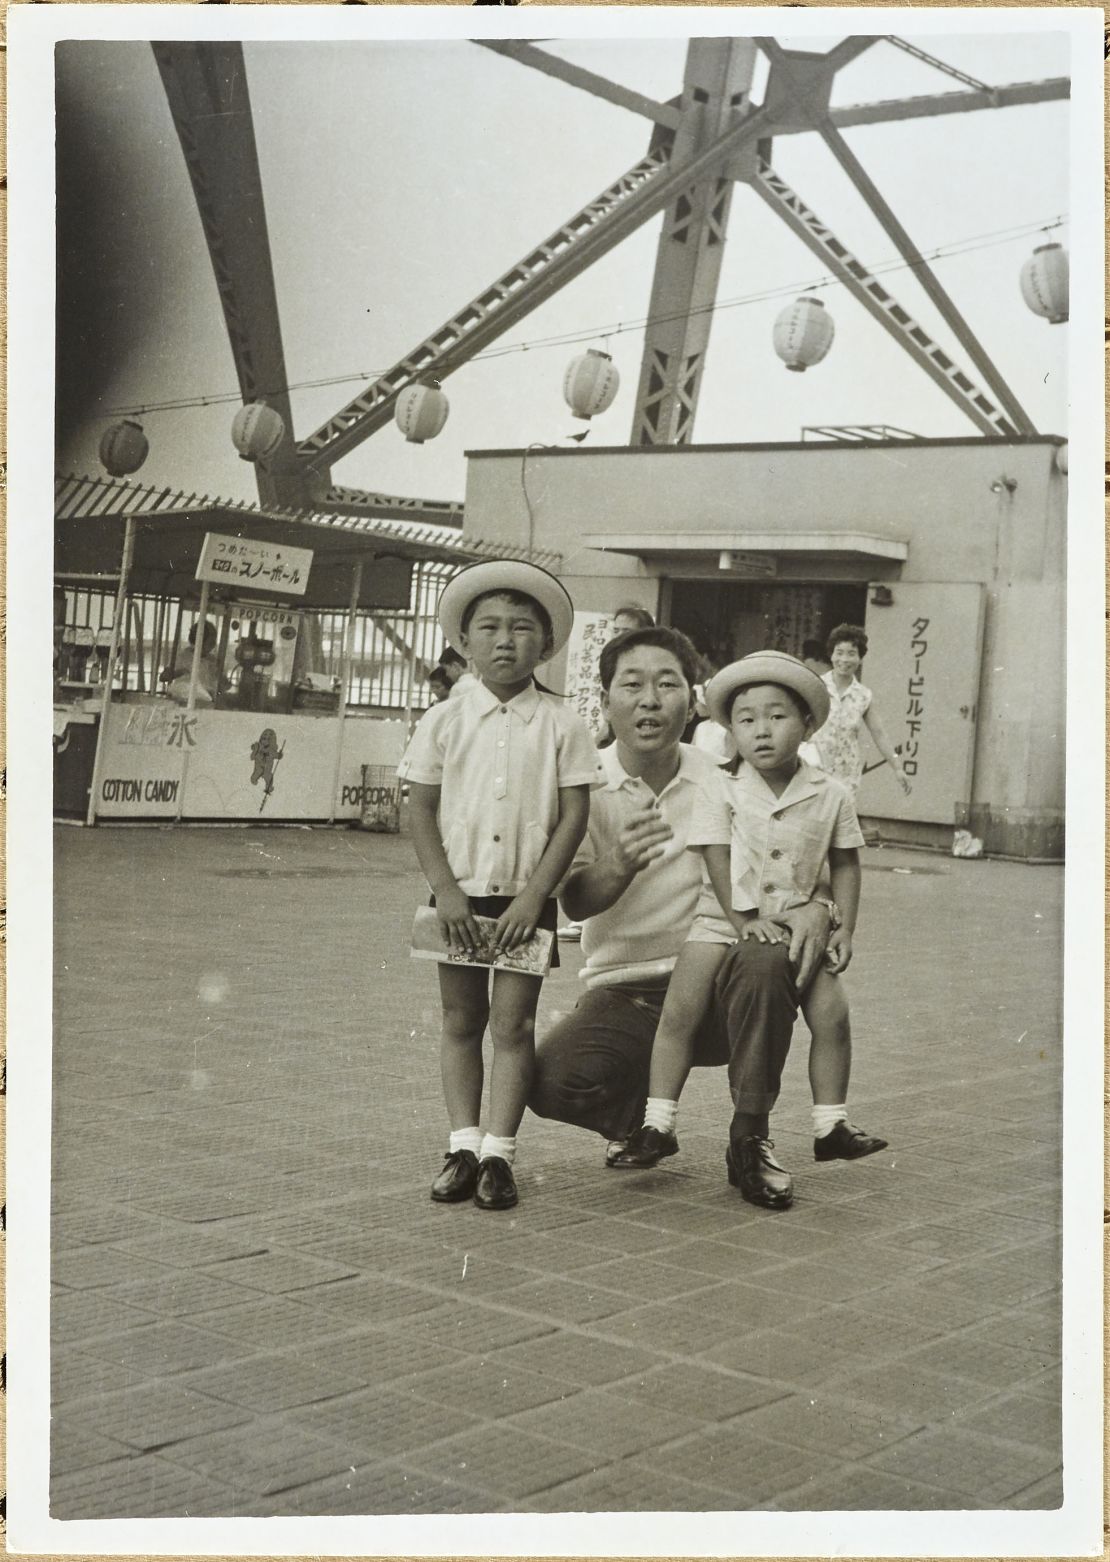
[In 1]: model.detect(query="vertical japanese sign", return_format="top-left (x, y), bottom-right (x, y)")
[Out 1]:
top-left (196, 533), bottom-right (313, 596)
top-left (564, 611), bottom-right (615, 739)
top-left (902, 617), bottom-right (930, 780)
top-left (857, 582), bottom-right (984, 825)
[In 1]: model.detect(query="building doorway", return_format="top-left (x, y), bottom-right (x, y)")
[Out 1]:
top-left (668, 579), bottom-right (867, 671)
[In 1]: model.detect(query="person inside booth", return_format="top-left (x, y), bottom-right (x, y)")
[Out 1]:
top-left (161, 620), bottom-right (223, 706)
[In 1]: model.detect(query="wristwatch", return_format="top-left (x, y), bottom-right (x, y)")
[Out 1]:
top-left (810, 896), bottom-right (843, 930)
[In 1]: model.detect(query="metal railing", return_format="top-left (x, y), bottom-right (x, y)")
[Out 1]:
top-left (58, 558), bottom-right (462, 718)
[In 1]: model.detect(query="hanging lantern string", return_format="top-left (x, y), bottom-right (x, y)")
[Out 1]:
top-left (100, 212), bottom-right (1067, 422)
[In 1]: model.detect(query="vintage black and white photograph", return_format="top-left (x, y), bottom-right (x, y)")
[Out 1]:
top-left (7, 4), bottom-right (1103, 1555)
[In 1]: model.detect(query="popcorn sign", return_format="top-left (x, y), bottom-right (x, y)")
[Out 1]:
top-left (196, 533), bottom-right (313, 596)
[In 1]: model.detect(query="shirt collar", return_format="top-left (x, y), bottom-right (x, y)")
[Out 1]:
top-left (471, 679), bottom-right (541, 723)
top-left (733, 758), bottom-right (826, 802)
top-left (601, 740), bottom-right (701, 797)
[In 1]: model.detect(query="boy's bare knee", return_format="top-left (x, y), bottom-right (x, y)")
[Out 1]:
top-left (490, 1013), bottom-right (537, 1051)
top-left (441, 1001), bottom-right (489, 1045)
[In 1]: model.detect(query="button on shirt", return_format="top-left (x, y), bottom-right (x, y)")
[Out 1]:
top-left (397, 679), bottom-right (603, 897)
top-left (688, 760), bottom-right (864, 917)
top-left (572, 743), bottom-right (723, 989)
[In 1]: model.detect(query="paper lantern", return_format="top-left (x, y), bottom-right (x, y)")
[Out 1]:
top-left (231, 402), bottom-right (285, 463)
top-left (1020, 243), bottom-right (1068, 325)
top-left (395, 383), bottom-right (449, 444)
top-left (98, 419), bottom-right (149, 477)
top-left (563, 349), bottom-right (620, 419)
top-left (773, 296), bottom-right (835, 372)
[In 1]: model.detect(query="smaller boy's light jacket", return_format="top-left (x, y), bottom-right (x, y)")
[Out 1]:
top-left (687, 759), bottom-right (864, 917)
top-left (397, 679), bottom-right (603, 897)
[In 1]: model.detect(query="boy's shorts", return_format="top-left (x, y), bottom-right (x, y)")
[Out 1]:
top-left (686, 884), bottom-right (736, 946)
top-left (429, 894), bottom-right (560, 967)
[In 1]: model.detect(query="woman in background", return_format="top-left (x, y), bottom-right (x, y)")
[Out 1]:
top-left (809, 624), bottom-right (911, 800)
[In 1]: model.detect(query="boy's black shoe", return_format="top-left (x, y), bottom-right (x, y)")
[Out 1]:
top-left (814, 1121), bottom-right (889, 1161)
top-left (430, 1149), bottom-right (479, 1203)
top-left (474, 1156), bottom-right (518, 1210)
top-left (609, 1125), bottom-right (679, 1168)
top-left (726, 1137), bottom-right (794, 1210)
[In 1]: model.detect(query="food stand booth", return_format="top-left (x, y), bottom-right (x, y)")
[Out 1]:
top-left (54, 474), bottom-right (558, 825)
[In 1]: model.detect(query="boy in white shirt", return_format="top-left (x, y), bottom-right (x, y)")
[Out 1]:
top-left (398, 561), bottom-right (601, 1211)
top-left (613, 650), bottom-right (888, 1171)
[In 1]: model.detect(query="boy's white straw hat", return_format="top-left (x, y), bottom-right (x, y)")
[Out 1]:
top-left (438, 560), bottom-right (574, 655)
top-left (705, 651), bottom-right (830, 731)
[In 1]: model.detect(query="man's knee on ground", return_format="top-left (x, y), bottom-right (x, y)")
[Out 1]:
top-left (530, 1041), bottom-right (598, 1118)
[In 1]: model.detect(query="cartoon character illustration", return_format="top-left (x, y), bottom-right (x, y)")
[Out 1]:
top-left (249, 728), bottom-right (285, 811)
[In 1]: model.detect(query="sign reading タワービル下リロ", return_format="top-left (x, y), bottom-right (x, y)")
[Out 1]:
top-left (196, 533), bottom-right (313, 596)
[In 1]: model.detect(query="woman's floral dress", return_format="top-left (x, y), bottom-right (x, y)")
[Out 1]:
top-left (811, 672), bottom-right (872, 798)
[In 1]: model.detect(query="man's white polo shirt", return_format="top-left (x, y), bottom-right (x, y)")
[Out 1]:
top-left (572, 742), bottom-right (721, 989)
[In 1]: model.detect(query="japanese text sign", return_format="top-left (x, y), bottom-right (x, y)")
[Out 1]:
top-left (196, 533), bottom-right (313, 597)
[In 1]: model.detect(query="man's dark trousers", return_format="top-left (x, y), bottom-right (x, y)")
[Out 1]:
top-left (529, 940), bottom-right (800, 1146)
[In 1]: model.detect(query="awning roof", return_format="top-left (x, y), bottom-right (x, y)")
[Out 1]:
top-left (55, 473), bottom-right (560, 611)
top-left (581, 530), bottom-right (909, 563)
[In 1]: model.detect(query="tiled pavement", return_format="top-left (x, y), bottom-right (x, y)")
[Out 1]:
top-left (51, 822), bottom-right (1063, 1517)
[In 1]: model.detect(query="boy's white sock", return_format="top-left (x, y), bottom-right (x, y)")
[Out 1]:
top-left (643, 1097), bottom-right (679, 1135)
top-left (813, 1104), bottom-right (848, 1139)
top-left (449, 1127), bottom-right (482, 1156)
top-left (479, 1133), bottom-right (516, 1166)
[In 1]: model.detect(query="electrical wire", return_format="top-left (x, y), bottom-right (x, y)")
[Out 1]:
top-left (99, 212), bottom-right (1067, 421)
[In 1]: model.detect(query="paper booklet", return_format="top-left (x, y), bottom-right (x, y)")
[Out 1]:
top-left (410, 904), bottom-right (554, 976)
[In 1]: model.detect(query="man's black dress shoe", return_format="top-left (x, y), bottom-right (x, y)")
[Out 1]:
top-left (430, 1149), bottom-right (479, 1203)
top-left (474, 1155), bottom-right (518, 1210)
top-left (814, 1121), bottom-right (889, 1161)
top-left (726, 1136), bottom-right (794, 1210)
top-left (609, 1124), bottom-right (679, 1168)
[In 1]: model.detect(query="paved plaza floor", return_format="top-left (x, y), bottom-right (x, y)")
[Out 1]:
top-left (50, 820), bottom-right (1064, 1518)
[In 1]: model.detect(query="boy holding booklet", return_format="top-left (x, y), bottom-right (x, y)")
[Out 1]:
top-left (398, 561), bottom-right (601, 1210)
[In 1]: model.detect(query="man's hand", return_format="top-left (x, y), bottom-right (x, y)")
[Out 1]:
top-left (777, 900), bottom-right (833, 990)
top-left (493, 892), bottom-right (545, 955)
top-left (611, 804), bottom-right (673, 877)
top-left (435, 886), bottom-right (483, 956)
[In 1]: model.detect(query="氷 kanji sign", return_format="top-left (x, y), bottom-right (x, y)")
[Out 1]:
top-left (196, 533), bottom-right (313, 596)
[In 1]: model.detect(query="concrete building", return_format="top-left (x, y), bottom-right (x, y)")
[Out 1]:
top-left (464, 434), bottom-right (1067, 860)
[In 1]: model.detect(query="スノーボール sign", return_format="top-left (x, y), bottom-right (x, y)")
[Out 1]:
top-left (196, 532), bottom-right (313, 596)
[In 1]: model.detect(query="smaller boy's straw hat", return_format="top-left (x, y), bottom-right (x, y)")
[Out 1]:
top-left (438, 560), bottom-right (575, 655)
top-left (705, 651), bottom-right (830, 731)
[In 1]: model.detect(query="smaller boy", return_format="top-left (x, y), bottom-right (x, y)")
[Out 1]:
top-left (612, 650), bottom-right (888, 1172)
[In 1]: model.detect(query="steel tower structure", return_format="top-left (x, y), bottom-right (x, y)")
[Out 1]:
top-left (152, 36), bottom-right (1068, 514)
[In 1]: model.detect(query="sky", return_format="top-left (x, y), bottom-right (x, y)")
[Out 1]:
top-left (55, 29), bottom-right (1071, 507)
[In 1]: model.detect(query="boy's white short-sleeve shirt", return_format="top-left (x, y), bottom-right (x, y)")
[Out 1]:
top-left (397, 679), bottom-right (603, 896)
top-left (689, 759), bottom-right (864, 917)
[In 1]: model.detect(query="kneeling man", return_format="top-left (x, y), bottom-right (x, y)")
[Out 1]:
top-left (529, 626), bottom-right (833, 1209)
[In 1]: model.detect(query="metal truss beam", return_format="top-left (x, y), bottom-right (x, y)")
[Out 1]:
top-left (632, 38), bottom-right (759, 446)
top-left (883, 36), bottom-right (990, 93)
top-left (322, 486), bottom-right (464, 527)
top-left (757, 36), bottom-right (1036, 434)
top-left (297, 100), bottom-right (775, 471)
top-left (748, 160), bottom-right (1018, 439)
top-left (825, 77), bottom-right (1069, 131)
top-left (152, 44), bottom-right (318, 508)
top-left (476, 41), bottom-right (682, 129)
top-left (816, 117), bottom-right (1036, 433)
